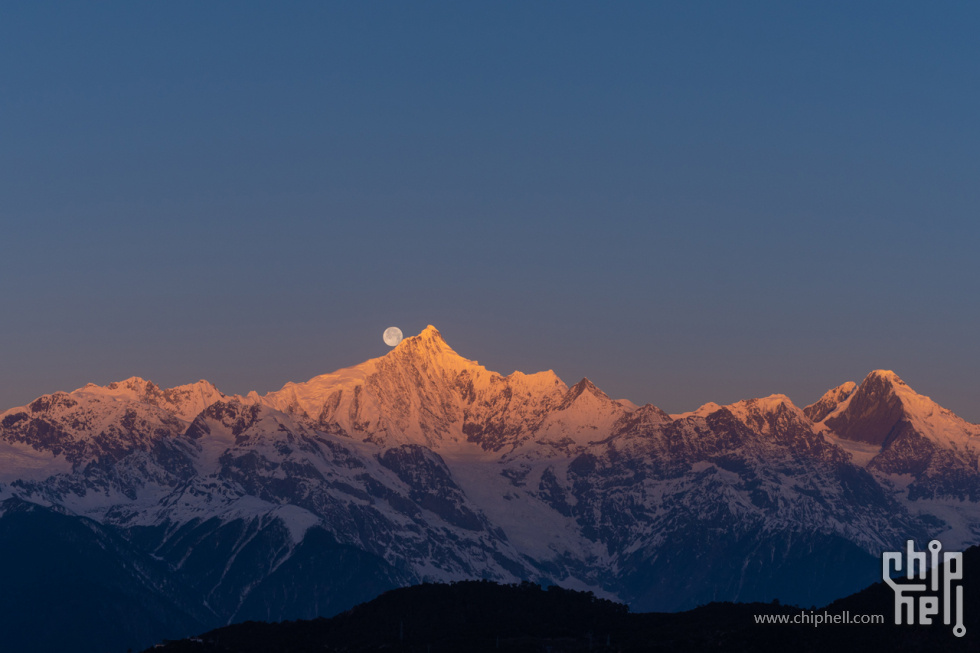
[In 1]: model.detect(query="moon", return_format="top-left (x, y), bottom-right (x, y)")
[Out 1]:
top-left (383, 326), bottom-right (403, 347)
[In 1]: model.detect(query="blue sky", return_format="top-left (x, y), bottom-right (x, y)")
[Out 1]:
top-left (2, 2), bottom-right (978, 420)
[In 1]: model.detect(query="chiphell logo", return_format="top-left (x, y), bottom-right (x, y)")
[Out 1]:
top-left (883, 540), bottom-right (965, 637)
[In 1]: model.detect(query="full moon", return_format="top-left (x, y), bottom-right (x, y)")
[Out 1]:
top-left (383, 326), bottom-right (403, 347)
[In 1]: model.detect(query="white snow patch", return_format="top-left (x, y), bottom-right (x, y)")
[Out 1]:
top-left (670, 402), bottom-right (722, 419)
top-left (272, 504), bottom-right (321, 543)
top-left (445, 454), bottom-right (604, 563)
top-left (0, 441), bottom-right (72, 482)
top-left (820, 430), bottom-right (882, 467)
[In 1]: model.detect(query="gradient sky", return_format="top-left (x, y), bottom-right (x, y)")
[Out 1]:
top-left (2, 2), bottom-right (978, 421)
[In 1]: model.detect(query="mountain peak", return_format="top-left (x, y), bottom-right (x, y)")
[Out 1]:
top-left (725, 394), bottom-right (804, 423)
top-left (105, 376), bottom-right (156, 393)
top-left (866, 369), bottom-right (905, 386)
top-left (570, 377), bottom-right (607, 398)
top-left (823, 369), bottom-right (980, 450)
top-left (856, 370), bottom-right (919, 407)
top-left (557, 377), bottom-right (611, 410)
top-left (398, 325), bottom-right (449, 348)
top-left (386, 325), bottom-right (464, 365)
top-left (804, 381), bottom-right (857, 423)
top-left (821, 370), bottom-right (920, 445)
top-left (68, 376), bottom-right (225, 422)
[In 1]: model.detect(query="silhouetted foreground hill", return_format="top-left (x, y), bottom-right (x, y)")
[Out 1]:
top-left (147, 546), bottom-right (978, 653)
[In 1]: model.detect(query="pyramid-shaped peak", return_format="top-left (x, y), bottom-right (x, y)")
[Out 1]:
top-left (558, 377), bottom-right (611, 410)
top-left (383, 325), bottom-right (474, 370)
top-left (572, 377), bottom-right (605, 395)
top-left (854, 370), bottom-right (918, 404)
top-left (411, 324), bottom-right (450, 346)
top-left (398, 325), bottom-right (454, 351)
top-left (823, 370), bottom-right (912, 445)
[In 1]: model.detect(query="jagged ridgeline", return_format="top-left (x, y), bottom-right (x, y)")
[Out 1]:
top-left (1, 326), bottom-right (979, 652)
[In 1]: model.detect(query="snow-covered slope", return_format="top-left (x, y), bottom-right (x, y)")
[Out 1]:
top-left (0, 328), bottom-right (978, 625)
top-left (262, 326), bottom-right (571, 451)
top-left (822, 370), bottom-right (977, 446)
top-left (809, 370), bottom-right (980, 544)
top-left (804, 381), bottom-right (856, 423)
top-left (814, 371), bottom-right (980, 488)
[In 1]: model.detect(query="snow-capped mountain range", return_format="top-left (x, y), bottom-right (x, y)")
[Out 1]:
top-left (1, 326), bottom-right (978, 648)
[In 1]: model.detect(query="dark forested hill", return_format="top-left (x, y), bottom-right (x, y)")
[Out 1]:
top-left (146, 547), bottom-right (978, 653)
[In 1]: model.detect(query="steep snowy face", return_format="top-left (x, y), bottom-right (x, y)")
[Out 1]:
top-left (262, 326), bottom-right (571, 451)
top-left (823, 371), bottom-right (907, 445)
top-left (823, 370), bottom-right (980, 449)
top-left (506, 378), bottom-right (637, 455)
top-left (804, 382), bottom-right (857, 423)
top-left (151, 380), bottom-right (227, 421)
top-left (725, 395), bottom-right (806, 435)
top-left (818, 370), bottom-right (980, 503)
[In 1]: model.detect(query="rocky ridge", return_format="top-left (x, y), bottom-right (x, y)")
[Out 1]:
top-left (0, 326), bottom-right (978, 649)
